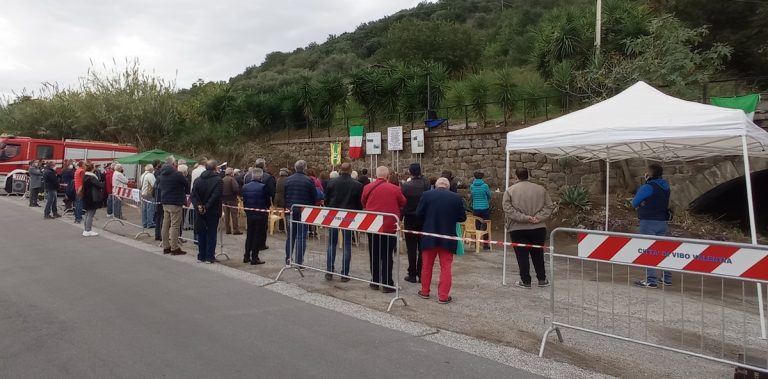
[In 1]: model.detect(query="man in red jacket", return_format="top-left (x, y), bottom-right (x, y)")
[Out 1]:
top-left (362, 166), bottom-right (406, 293)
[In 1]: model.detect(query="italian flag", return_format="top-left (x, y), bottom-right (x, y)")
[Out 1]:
top-left (348, 125), bottom-right (364, 159)
top-left (711, 94), bottom-right (760, 120)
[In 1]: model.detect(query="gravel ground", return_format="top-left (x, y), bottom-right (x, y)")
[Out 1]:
top-left (23, 196), bottom-right (767, 378)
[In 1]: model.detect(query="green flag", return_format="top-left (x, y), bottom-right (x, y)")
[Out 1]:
top-left (711, 94), bottom-right (760, 120)
top-left (330, 143), bottom-right (342, 166)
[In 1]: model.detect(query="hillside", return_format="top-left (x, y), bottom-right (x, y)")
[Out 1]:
top-left (1, 0), bottom-right (766, 162)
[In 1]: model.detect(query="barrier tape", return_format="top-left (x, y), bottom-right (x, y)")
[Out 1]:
top-left (108, 194), bottom-right (547, 249)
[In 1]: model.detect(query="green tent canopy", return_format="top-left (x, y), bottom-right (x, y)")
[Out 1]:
top-left (116, 149), bottom-right (193, 166)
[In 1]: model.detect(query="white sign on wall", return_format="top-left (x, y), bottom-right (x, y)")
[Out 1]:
top-left (366, 132), bottom-right (382, 155)
top-left (387, 126), bottom-right (403, 151)
top-left (411, 128), bottom-right (425, 154)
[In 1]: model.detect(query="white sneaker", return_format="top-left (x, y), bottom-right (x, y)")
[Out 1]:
top-left (82, 231), bottom-right (90, 237)
top-left (88, 231), bottom-right (99, 237)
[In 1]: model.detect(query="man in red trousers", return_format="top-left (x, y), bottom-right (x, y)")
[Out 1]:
top-left (416, 177), bottom-right (467, 304)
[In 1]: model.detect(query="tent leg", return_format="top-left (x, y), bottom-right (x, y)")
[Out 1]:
top-left (605, 151), bottom-right (610, 231)
top-left (503, 150), bottom-right (510, 286)
top-left (742, 135), bottom-right (765, 339)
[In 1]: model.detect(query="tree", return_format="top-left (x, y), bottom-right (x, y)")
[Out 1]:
top-left (494, 69), bottom-right (518, 126)
top-left (350, 67), bottom-right (385, 131)
top-left (376, 20), bottom-right (482, 73)
top-left (466, 74), bottom-right (490, 126)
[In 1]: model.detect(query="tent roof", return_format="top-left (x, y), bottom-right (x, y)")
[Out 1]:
top-left (505, 81), bottom-right (768, 162)
top-left (116, 149), bottom-right (193, 165)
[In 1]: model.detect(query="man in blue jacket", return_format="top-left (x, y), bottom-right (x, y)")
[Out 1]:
top-left (283, 160), bottom-right (317, 265)
top-left (416, 177), bottom-right (467, 304)
top-left (633, 164), bottom-right (672, 288)
top-left (241, 168), bottom-right (274, 265)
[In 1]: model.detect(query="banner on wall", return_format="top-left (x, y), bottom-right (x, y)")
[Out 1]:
top-left (330, 143), bottom-right (342, 165)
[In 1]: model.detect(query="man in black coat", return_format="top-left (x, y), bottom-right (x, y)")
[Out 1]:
top-left (401, 163), bottom-right (430, 283)
top-left (157, 156), bottom-right (190, 255)
top-left (42, 161), bottom-right (61, 219)
top-left (192, 160), bottom-right (224, 264)
top-left (323, 162), bottom-right (363, 281)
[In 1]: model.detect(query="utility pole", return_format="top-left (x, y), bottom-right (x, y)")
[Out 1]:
top-left (595, 0), bottom-right (602, 55)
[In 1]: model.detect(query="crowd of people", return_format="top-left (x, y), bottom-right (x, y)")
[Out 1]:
top-left (23, 152), bottom-right (673, 301)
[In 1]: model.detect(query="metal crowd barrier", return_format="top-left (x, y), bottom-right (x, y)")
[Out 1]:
top-left (539, 228), bottom-right (768, 374)
top-left (103, 189), bottom-right (229, 260)
top-left (276, 205), bottom-right (407, 312)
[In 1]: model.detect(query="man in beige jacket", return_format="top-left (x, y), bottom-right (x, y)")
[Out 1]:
top-left (502, 167), bottom-right (555, 289)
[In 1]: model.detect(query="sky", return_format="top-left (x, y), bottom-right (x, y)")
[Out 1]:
top-left (0, 0), bottom-right (425, 99)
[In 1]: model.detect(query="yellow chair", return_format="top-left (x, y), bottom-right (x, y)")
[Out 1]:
top-left (268, 207), bottom-right (287, 235)
top-left (463, 214), bottom-right (493, 254)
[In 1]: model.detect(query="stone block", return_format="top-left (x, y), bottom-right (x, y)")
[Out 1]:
top-left (521, 153), bottom-right (534, 162)
top-left (531, 169), bottom-right (546, 179)
top-left (476, 149), bottom-right (489, 155)
top-left (447, 140), bottom-right (459, 149)
top-left (446, 150), bottom-right (457, 158)
top-left (458, 140), bottom-right (471, 149)
top-left (524, 162), bottom-right (538, 169)
top-left (457, 149), bottom-right (470, 157)
top-left (483, 140), bottom-right (498, 148)
top-left (540, 163), bottom-right (552, 171)
top-left (471, 140), bottom-right (484, 148)
top-left (534, 154), bottom-right (547, 163)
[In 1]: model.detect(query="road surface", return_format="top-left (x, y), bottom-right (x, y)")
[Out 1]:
top-left (0, 200), bottom-right (541, 379)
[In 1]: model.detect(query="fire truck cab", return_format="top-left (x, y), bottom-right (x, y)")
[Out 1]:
top-left (0, 135), bottom-right (138, 193)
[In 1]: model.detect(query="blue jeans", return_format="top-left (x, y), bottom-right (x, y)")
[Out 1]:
top-left (75, 198), bottom-right (83, 222)
top-left (285, 212), bottom-right (308, 265)
top-left (327, 228), bottom-right (353, 275)
top-left (142, 201), bottom-right (156, 228)
top-left (473, 208), bottom-right (491, 248)
top-left (112, 196), bottom-right (123, 219)
top-left (196, 214), bottom-right (220, 263)
top-left (44, 190), bottom-right (58, 216)
top-left (640, 219), bottom-right (672, 285)
top-left (106, 196), bottom-right (113, 215)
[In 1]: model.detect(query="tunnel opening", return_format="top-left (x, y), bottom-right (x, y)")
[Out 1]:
top-left (689, 169), bottom-right (768, 234)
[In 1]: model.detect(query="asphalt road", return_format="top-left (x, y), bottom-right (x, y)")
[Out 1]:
top-left (0, 200), bottom-right (541, 379)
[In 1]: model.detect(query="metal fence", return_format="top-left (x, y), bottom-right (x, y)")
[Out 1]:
top-left (276, 205), bottom-right (407, 312)
top-left (539, 228), bottom-right (768, 374)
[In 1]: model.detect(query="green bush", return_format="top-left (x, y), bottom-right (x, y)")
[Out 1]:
top-left (560, 185), bottom-right (591, 211)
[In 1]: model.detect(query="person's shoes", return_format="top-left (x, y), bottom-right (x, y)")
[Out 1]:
top-left (515, 280), bottom-right (532, 289)
top-left (260, 245), bottom-right (269, 250)
top-left (243, 257), bottom-right (251, 264)
top-left (538, 280), bottom-right (550, 288)
top-left (339, 277), bottom-right (350, 283)
top-left (196, 260), bottom-right (204, 263)
top-left (417, 291), bottom-right (430, 299)
top-left (325, 273), bottom-right (333, 281)
top-left (482, 245), bottom-right (491, 251)
top-left (82, 231), bottom-right (90, 237)
top-left (106, 214), bottom-right (113, 219)
top-left (44, 215), bottom-right (54, 219)
top-left (369, 284), bottom-right (380, 290)
top-left (205, 261), bottom-right (215, 264)
top-left (404, 275), bottom-right (418, 283)
top-left (53, 214), bottom-right (62, 218)
top-left (233, 231), bottom-right (243, 235)
top-left (75, 220), bottom-right (82, 224)
top-left (170, 249), bottom-right (186, 256)
top-left (438, 296), bottom-right (453, 304)
top-left (660, 280), bottom-right (673, 286)
top-left (634, 280), bottom-right (658, 289)
top-left (225, 231), bottom-right (232, 235)
top-left (88, 231), bottom-right (99, 237)
top-left (251, 259), bottom-right (265, 265)
top-left (382, 287), bottom-right (396, 294)
top-left (163, 248), bottom-right (171, 254)
top-left (154, 237), bottom-right (162, 241)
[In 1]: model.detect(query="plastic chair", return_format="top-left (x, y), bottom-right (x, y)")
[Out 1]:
top-left (463, 214), bottom-right (493, 254)
top-left (269, 207), bottom-right (286, 235)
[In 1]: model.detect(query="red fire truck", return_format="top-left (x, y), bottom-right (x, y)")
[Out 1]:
top-left (0, 135), bottom-right (138, 193)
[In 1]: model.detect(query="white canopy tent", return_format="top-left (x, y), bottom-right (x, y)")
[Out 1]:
top-left (502, 81), bottom-right (768, 336)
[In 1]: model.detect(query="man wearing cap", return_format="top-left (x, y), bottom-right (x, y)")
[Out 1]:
top-left (416, 177), bottom-right (467, 304)
top-left (400, 163), bottom-right (431, 283)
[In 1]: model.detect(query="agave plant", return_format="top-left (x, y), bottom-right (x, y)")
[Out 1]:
top-left (560, 185), bottom-right (592, 211)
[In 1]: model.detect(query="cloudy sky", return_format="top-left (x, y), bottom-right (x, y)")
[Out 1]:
top-left (0, 0), bottom-right (425, 99)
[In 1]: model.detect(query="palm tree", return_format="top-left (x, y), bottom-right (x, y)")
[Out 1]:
top-left (466, 74), bottom-right (490, 126)
top-left (494, 69), bottom-right (518, 126)
top-left (351, 67), bottom-right (385, 132)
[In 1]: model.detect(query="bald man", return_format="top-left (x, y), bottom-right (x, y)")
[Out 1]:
top-left (361, 166), bottom-right (406, 292)
top-left (416, 177), bottom-right (466, 304)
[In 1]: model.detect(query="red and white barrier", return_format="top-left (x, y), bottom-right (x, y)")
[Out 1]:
top-left (578, 232), bottom-right (768, 280)
top-left (300, 207), bottom-right (391, 233)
